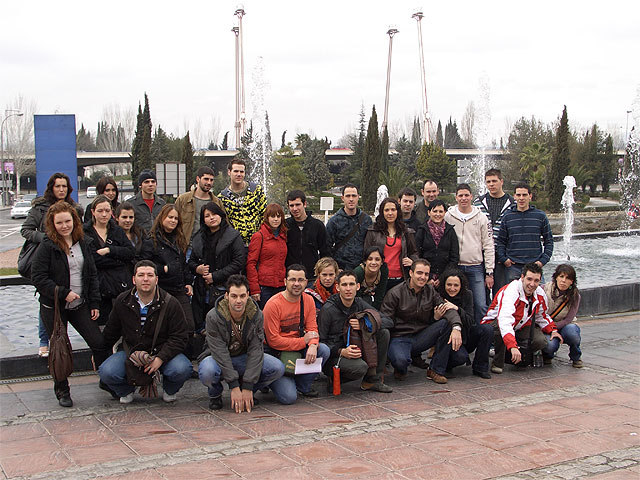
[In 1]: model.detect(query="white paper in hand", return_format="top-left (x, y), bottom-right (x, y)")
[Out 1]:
top-left (294, 357), bottom-right (323, 375)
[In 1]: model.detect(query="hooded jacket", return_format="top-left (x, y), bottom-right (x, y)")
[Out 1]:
top-left (246, 223), bottom-right (287, 295)
top-left (326, 207), bottom-right (372, 270)
top-left (444, 205), bottom-right (495, 273)
top-left (201, 296), bottom-right (265, 391)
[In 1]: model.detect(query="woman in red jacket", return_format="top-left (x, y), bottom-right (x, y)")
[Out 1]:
top-left (246, 203), bottom-right (288, 308)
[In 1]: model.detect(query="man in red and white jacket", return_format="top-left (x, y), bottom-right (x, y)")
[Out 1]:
top-left (482, 262), bottom-right (563, 373)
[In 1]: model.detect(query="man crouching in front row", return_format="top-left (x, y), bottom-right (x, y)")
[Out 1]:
top-left (198, 274), bottom-right (284, 411)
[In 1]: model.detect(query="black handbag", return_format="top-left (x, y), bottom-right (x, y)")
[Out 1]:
top-left (17, 240), bottom-right (39, 279)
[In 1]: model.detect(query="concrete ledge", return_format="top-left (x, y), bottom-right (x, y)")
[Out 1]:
top-left (578, 282), bottom-right (639, 317)
top-left (0, 275), bottom-right (28, 286)
top-left (0, 349), bottom-right (94, 380)
top-left (552, 229), bottom-right (640, 241)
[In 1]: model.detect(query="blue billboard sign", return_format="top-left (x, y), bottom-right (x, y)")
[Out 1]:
top-left (34, 114), bottom-right (77, 201)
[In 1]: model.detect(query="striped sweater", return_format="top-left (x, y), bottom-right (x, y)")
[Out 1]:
top-left (496, 205), bottom-right (553, 265)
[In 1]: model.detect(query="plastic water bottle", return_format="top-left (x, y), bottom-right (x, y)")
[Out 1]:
top-left (533, 350), bottom-right (543, 368)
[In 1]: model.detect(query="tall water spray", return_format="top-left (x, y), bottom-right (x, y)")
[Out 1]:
top-left (374, 185), bottom-right (389, 217)
top-left (249, 57), bottom-right (272, 197)
top-left (620, 87), bottom-right (640, 232)
top-left (561, 175), bottom-right (577, 260)
top-left (470, 73), bottom-right (492, 194)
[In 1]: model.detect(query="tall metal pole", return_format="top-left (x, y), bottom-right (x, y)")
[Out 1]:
top-left (235, 7), bottom-right (247, 143)
top-left (382, 27), bottom-right (398, 132)
top-left (412, 11), bottom-right (431, 144)
top-left (232, 26), bottom-right (241, 149)
top-left (1, 110), bottom-right (24, 206)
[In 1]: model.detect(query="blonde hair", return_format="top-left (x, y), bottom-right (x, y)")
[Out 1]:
top-left (314, 257), bottom-right (338, 277)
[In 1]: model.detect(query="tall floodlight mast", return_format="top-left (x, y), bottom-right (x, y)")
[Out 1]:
top-left (233, 6), bottom-right (247, 149)
top-left (232, 26), bottom-right (241, 149)
top-left (382, 26), bottom-right (399, 131)
top-left (412, 10), bottom-right (431, 144)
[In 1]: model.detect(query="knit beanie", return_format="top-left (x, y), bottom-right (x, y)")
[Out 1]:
top-left (138, 170), bottom-right (157, 186)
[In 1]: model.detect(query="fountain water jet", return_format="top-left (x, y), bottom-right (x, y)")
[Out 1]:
top-left (248, 57), bottom-right (272, 197)
top-left (374, 185), bottom-right (389, 217)
top-left (470, 74), bottom-right (492, 194)
top-left (561, 175), bottom-right (576, 260)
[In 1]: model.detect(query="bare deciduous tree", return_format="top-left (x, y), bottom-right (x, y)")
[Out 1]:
top-left (4, 95), bottom-right (37, 195)
top-left (461, 101), bottom-right (476, 146)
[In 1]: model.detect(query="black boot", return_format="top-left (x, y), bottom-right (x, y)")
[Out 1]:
top-left (55, 380), bottom-right (73, 408)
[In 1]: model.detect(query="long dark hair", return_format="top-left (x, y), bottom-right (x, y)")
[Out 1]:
top-left (552, 264), bottom-right (579, 305)
top-left (115, 202), bottom-right (145, 245)
top-left (95, 176), bottom-right (119, 209)
top-left (43, 173), bottom-right (74, 205)
top-left (149, 205), bottom-right (187, 253)
top-left (373, 197), bottom-right (406, 236)
top-left (438, 268), bottom-right (470, 301)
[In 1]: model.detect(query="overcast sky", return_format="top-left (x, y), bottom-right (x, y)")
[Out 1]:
top-left (2, 0), bottom-right (639, 149)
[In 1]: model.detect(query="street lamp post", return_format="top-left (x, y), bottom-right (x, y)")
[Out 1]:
top-left (382, 26), bottom-right (399, 132)
top-left (412, 10), bottom-right (431, 144)
top-left (1, 110), bottom-right (24, 206)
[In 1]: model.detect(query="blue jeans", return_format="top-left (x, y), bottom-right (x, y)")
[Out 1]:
top-left (198, 353), bottom-right (284, 398)
top-left (388, 319), bottom-right (452, 375)
top-left (266, 343), bottom-right (331, 404)
top-left (259, 286), bottom-right (285, 309)
top-left (448, 323), bottom-right (493, 373)
top-left (38, 313), bottom-right (49, 348)
top-left (459, 264), bottom-right (488, 325)
top-left (543, 323), bottom-right (582, 362)
top-left (99, 351), bottom-right (193, 397)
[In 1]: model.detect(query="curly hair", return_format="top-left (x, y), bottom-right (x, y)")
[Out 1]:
top-left (373, 197), bottom-right (406, 235)
top-left (438, 268), bottom-right (470, 299)
top-left (149, 204), bottom-right (187, 253)
top-left (45, 201), bottom-right (84, 253)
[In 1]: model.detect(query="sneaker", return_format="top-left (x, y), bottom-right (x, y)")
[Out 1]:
top-left (361, 381), bottom-right (393, 393)
top-left (298, 388), bottom-right (319, 398)
top-left (58, 394), bottom-right (73, 408)
top-left (162, 392), bottom-right (177, 403)
top-left (426, 368), bottom-right (447, 384)
top-left (411, 355), bottom-right (429, 369)
top-left (209, 396), bottom-right (223, 410)
top-left (38, 346), bottom-right (49, 358)
top-left (119, 393), bottom-right (134, 404)
top-left (491, 365), bottom-right (503, 374)
top-left (394, 370), bottom-right (407, 381)
top-left (99, 381), bottom-right (119, 400)
top-left (572, 360), bottom-right (584, 368)
top-left (472, 370), bottom-right (491, 379)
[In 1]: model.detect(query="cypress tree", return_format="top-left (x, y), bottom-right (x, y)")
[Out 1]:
top-left (548, 106), bottom-right (570, 212)
top-left (380, 125), bottom-right (389, 176)
top-left (435, 120), bottom-right (444, 148)
top-left (130, 103), bottom-right (144, 193)
top-left (601, 134), bottom-right (615, 193)
top-left (182, 131), bottom-right (194, 190)
top-left (139, 94), bottom-right (153, 173)
top-left (361, 106), bottom-right (381, 212)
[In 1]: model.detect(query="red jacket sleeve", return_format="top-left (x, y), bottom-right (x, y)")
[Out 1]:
top-left (246, 231), bottom-right (263, 295)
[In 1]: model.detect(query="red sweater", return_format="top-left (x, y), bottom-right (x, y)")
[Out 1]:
top-left (263, 292), bottom-right (319, 351)
top-left (246, 223), bottom-right (287, 295)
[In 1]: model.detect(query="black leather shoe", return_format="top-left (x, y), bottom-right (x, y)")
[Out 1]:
top-left (472, 370), bottom-right (491, 379)
top-left (99, 381), bottom-right (119, 399)
top-left (209, 396), bottom-right (223, 410)
top-left (58, 394), bottom-right (73, 408)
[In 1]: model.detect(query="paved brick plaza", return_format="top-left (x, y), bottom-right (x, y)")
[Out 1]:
top-left (0, 314), bottom-right (638, 479)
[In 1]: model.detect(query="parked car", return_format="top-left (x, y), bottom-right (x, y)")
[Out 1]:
top-left (11, 201), bottom-right (32, 219)
top-left (21, 193), bottom-right (36, 203)
top-left (86, 186), bottom-right (97, 198)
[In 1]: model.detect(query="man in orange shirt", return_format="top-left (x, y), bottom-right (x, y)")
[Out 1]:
top-left (263, 264), bottom-right (330, 403)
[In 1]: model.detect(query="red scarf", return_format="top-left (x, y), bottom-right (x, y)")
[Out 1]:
top-left (310, 278), bottom-right (337, 304)
top-left (428, 220), bottom-right (446, 246)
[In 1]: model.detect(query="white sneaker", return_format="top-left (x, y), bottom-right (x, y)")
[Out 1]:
top-left (119, 393), bottom-right (134, 404)
top-left (162, 392), bottom-right (177, 403)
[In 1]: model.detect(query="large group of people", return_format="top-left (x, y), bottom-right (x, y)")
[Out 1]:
top-left (21, 162), bottom-right (584, 410)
